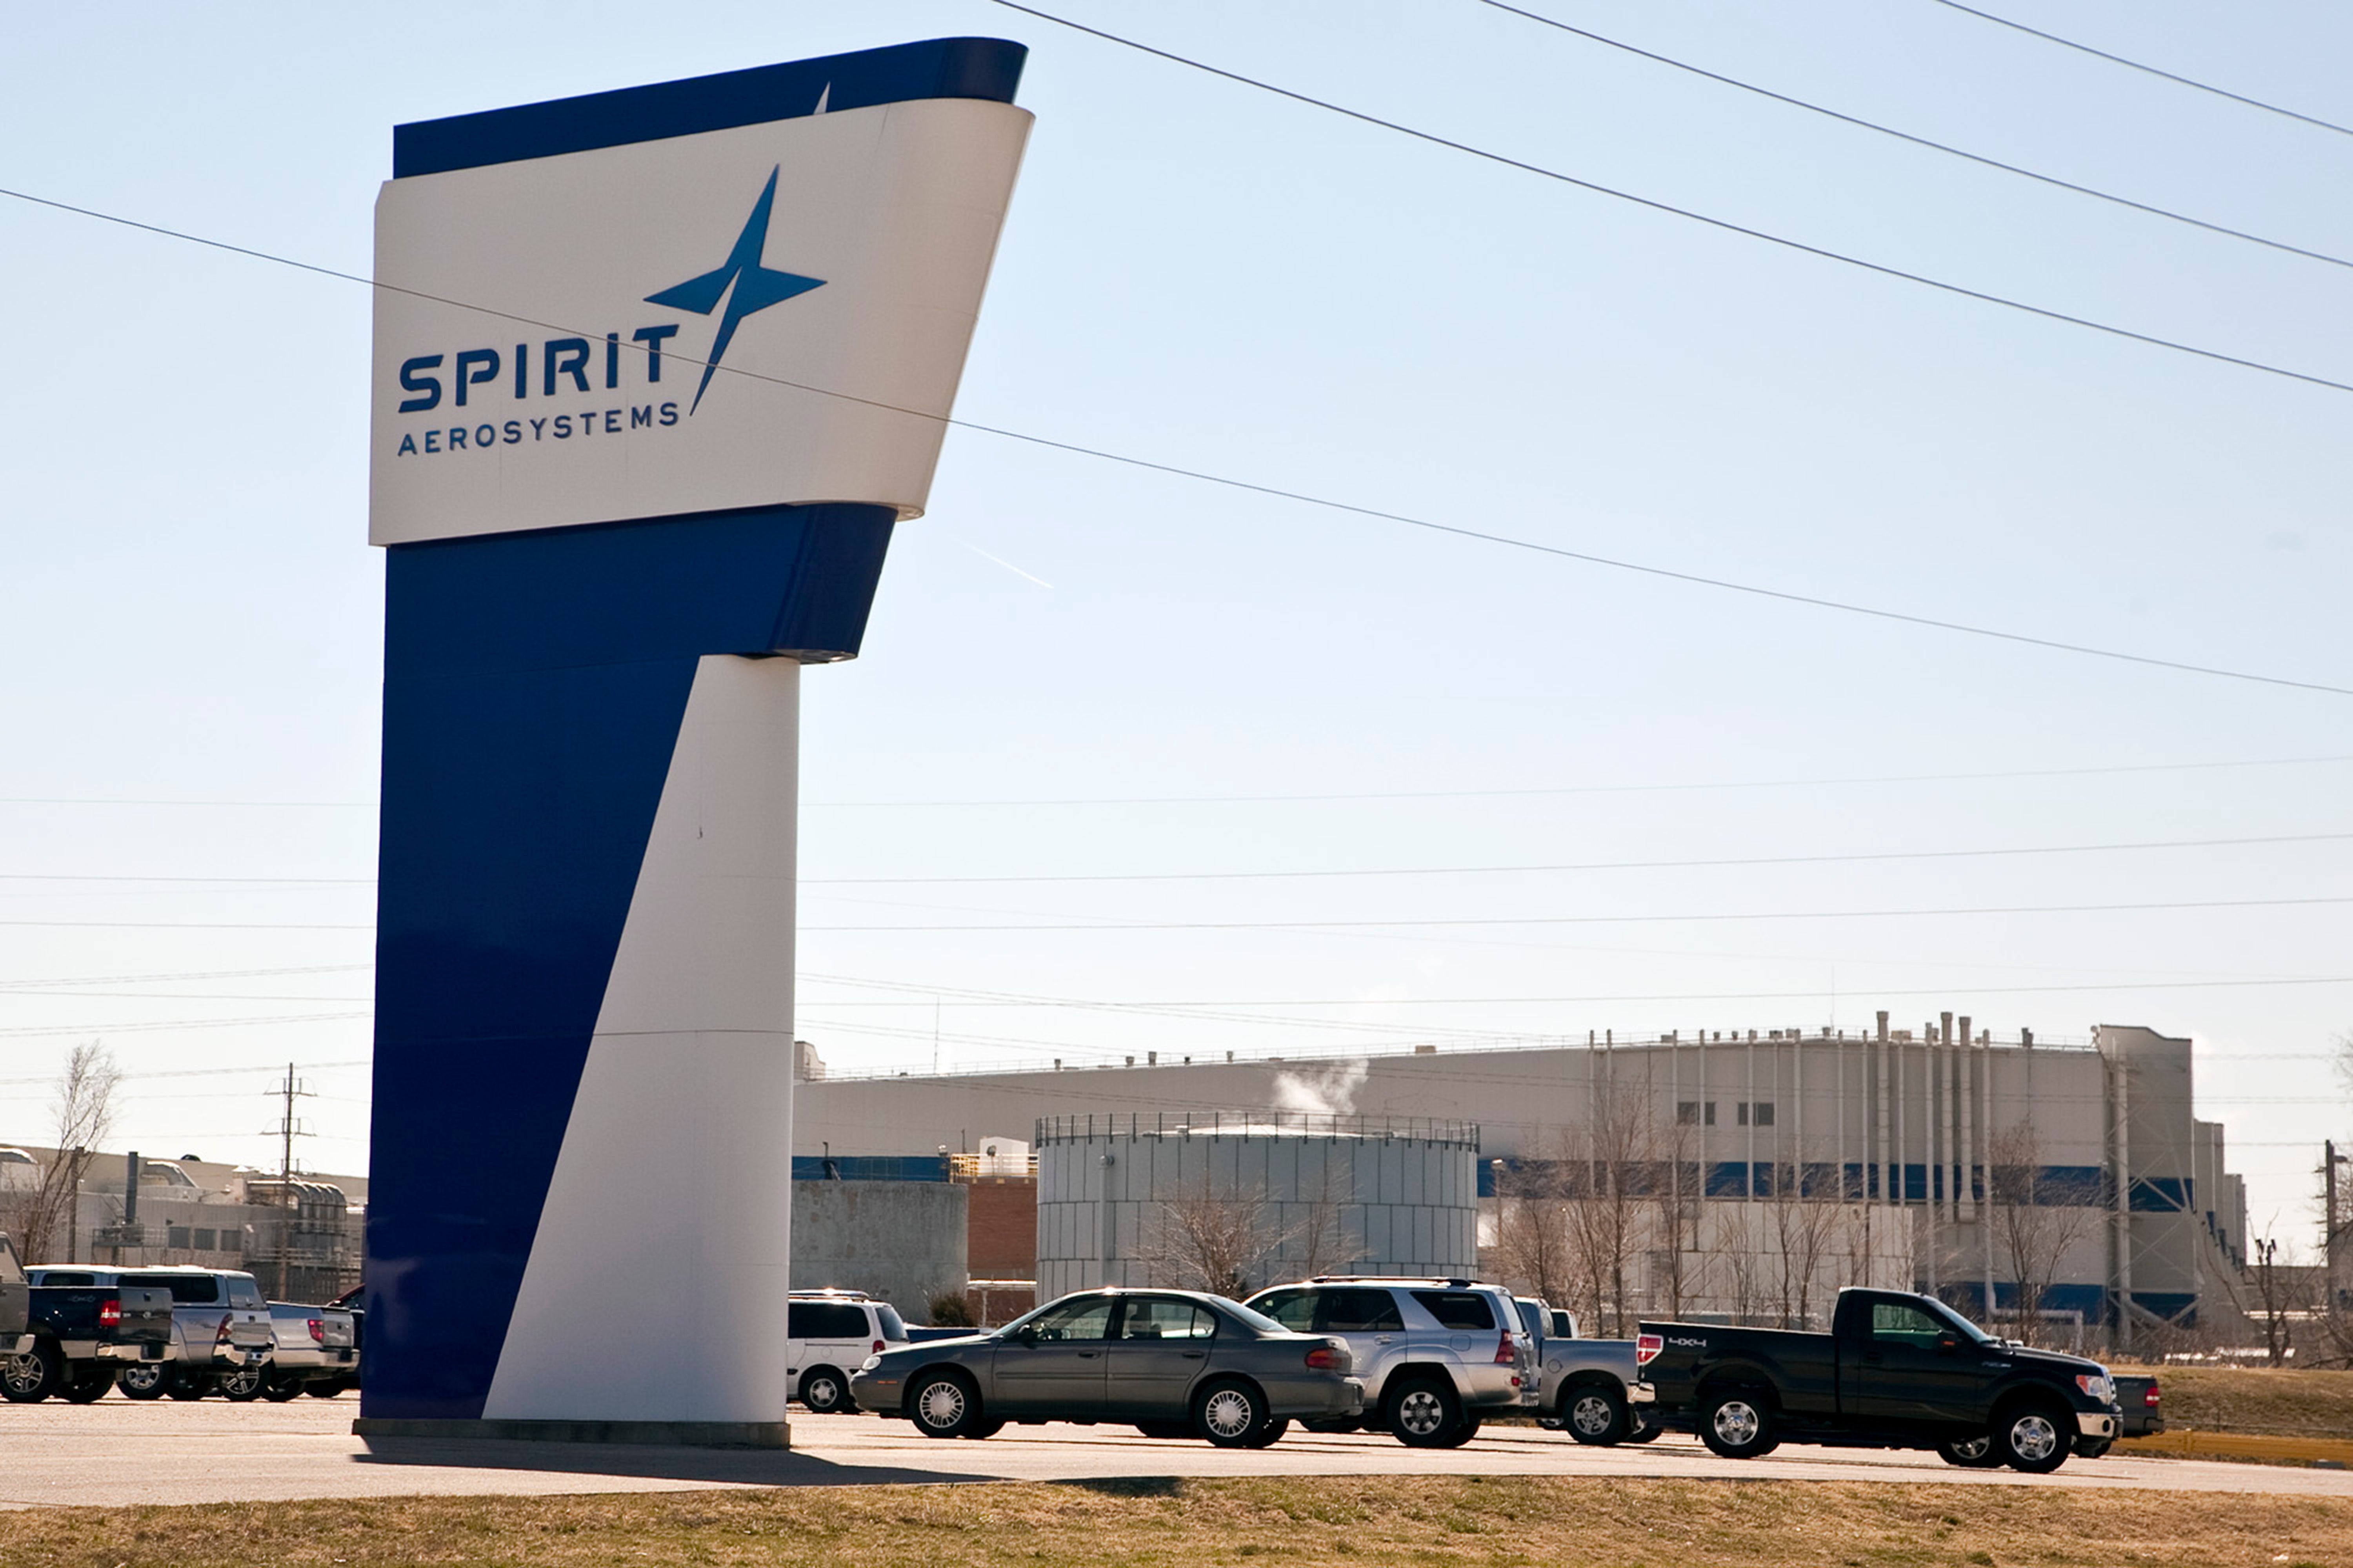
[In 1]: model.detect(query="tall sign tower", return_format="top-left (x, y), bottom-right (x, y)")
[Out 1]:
top-left (358, 39), bottom-right (1031, 1444)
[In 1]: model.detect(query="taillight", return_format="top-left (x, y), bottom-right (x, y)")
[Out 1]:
top-left (215, 1314), bottom-right (234, 1346)
top-left (98, 1297), bottom-right (121, 1330)
top-left (2145, 1386), bottom-right (2161, 1406)
top-left (308, 1318), bottom-right (325, 1344)
top-left (1494, 1326), bottom-right (1517, 1366)
top-left (1636, 1333), bottom-right (1663, 1366)
top-left (1305, 1345), bottom-right (1342, 1370)
top-left (873, 1339), bottom-right (886, 1355)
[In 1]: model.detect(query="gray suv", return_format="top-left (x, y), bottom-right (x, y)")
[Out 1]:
top-left (1246, 1277), bottom-right (1535, 1446)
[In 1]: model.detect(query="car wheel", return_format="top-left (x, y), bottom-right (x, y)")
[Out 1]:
top-left (61, 1367), bottom-right (115, 1404)
top-left (1135, 1420), bottom-right (1193, 1440)
top-left (1243, 1416), bottom-right (1291, 1450)
top-left (907, 1370), bottom-right (982, 1439)
top-left (263, 1374), bottom-right (305, 1402)
top-left (1195, 1377), bottom-right (1269, 1449)
top-left (1937, 1434), bottom-right (2004, 1468)
top-left (1993, 1401), bottom-right (2071, 1474)
top-left (218, 1364), bottom-right (268, 1402)
top-left (2, 1344), bottom-right (59, 1403)
top-left (117, 1363), bottom-right (168, 1401)
top-left (1431, 1414), bottom-right (1482, 1449)
top-left (1563, 1383), bottom-right (1629, 1445)
top-left (1698, 1390), bottom-right (1776, 1459)
top-left (799, 1366), bottom-right (851, 1414)
top-left (1621, 1418), bottom-right (1664, 1444)
top-left (1385, 1377), bottom-right (1464, 1449)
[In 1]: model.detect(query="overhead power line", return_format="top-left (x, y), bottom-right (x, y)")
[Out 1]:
top-left (804, 891), bottom-right (2353, 932)
top-left (983, 4), bottom-right (2353, 400)
top-left (805, 753), bottom-right (2353, 808)
top-left (803, 828), bottom-right (2353, 887)
top-left (4, 177), bottom-right (2350, 699)
top-left (1476, 0), bottom-right (2353, 271)
top-left (1924, 0), bottom-right (2353, 139)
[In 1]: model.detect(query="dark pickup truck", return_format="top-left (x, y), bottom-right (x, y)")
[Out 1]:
top-left (4, 1265), bottom-right (175, 1403)
top-left (1635, 1287), bottom-right (2120, 1474)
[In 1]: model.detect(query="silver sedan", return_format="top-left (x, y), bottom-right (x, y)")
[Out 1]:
top-left (848, 1288), bottom-right (1363, 1447)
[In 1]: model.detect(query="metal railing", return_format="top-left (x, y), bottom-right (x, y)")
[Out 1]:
top-left (1035, 1110), bottom-right (1480, 1145)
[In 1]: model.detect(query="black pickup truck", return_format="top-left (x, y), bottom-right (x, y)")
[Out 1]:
top-left (4, 1265), bottom-right (175, 1403)
top-left (1634, 1288), bottom-right (2120, 1474)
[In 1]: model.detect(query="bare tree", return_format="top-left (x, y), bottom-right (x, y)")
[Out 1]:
top-left (2249, 1229), bottom-right (2301, 1367)
top-left (1763, 1143), bottom-right (1842, 1329)
top-left (1649, 1117), bottom-right (1707, 1320)
top-left (1288, 1155), bottom-right (1354, 1281)
top-left (1140, 1174), bottom-right (1296, 1297)
top-left (1560, 1077), bottom-right (1662, 1338)
top-left (1714, 1205), bottom-right (1765, 1326)
top-left (1494, 1151), bottom-right (1577, 1313)
top-left (1986, 1121), bottom-right (2100, 1348)
top-left (0, 1043), bottom-right (120, 1263)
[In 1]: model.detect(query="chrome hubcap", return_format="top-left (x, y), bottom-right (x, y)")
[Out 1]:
top-left (1204, 1389), bottom-right (1255, 1438)
top-left (3, 1355), bottom-right (41, 1394)
top-left (1570, 1394), bottom-right (1615, 1435)
top-left (1713, 1400), bottom-right (1760, 1446)
top-left (916, 1381), bottom-right (965, 1429)
top-left (121, 1366), bottom-right (160, 1391)
top-left (2011, 1414), bottom-right (2059, 1462)
top-left (1952, 1435), bottom-right (1991, 1460)
top-left (807, 1376), bottom-right (838, 1408)
top-left (1398, 1389), bottom-right (1446, 1436)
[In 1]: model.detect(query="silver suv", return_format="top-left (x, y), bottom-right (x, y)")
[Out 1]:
top-left (1245, 1277), bottom-right (1535, 1446)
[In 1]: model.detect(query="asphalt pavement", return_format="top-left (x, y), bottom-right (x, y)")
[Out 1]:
top-left (4, 1395), bottom-right (2350, 1510)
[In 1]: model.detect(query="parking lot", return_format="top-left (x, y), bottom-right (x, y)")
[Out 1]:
top-left (5, 1395), bottom-right (2352, 1511)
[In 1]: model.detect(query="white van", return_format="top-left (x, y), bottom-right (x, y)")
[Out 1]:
top-left (787, 1290), bottom-right (909, 1413)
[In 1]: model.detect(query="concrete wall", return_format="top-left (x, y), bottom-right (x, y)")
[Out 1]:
top-left (790, 1179), bottom-right (966, 1324)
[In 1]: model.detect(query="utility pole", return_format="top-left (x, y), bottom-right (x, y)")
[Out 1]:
top-left (262, 1064), bottom-right (315, 1299)
top-left (2328, 1140), bottom-right (2348, 1315)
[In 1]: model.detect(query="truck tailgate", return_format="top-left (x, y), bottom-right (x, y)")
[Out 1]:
top-left (116, 1286), bottom-right (175, 1345)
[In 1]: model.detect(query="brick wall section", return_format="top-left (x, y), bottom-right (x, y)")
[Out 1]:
top-left (964, 1177), bottom-right (1036, 1278)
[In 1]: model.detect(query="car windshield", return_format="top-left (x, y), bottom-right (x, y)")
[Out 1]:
top-left (1923, 1297), bottom-right (1997, 1345)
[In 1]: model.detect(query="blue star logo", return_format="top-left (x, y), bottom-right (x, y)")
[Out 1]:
top-left (646, 166), bottom-right (826, 414)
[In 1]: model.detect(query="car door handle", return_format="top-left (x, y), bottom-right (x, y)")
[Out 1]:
top-left (1078, 1351), bottom-right (1099, 1358)
top-left (1182, 1352), bottom-right (1206, 1360)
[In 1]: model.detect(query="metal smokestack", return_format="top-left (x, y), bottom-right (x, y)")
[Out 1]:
top-left (124, 1150), bottom-right (139, 1227)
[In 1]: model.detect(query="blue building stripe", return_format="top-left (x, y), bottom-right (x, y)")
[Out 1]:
top-left (393, 38), bottom-right (1027, 178)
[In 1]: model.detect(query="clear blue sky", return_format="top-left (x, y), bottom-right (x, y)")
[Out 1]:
top-left (1, 1), bottom-right (2346, 1248)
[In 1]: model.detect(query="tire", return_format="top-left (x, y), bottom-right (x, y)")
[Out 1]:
top-left (218, 1363), bottom-right (268, 1402)
top-left (2076, 1437), bottom-right (2113, 1459)
top-left (1431, 1413), bottom-right (1481, 1449)
top-left (1993, 1401), bottom-right (2071, 1475)
top-left (263, 1374), bottom-right (305, 1402)
top-left (307, 1376), bottom-right (354, 1398)
top-left (62, 1367), bottom-right (115, 1404)
top-left (117, 1363), bottom-right (167, 1400)
top-left (1562, 1382), bottom-right (1630, 1446)
top-left (1385, 1376), bottom-right (1464, 1449)
top-left (798, 1366), bottom-right (851, 1415)
top-left (1244, 1416), bottom-right (1291, 1450)
top-left (1621, 1418), bottom-right (1664, 1444)
top-left (906, 1370), bottom-right (982, 1439)
top-left (962, 1418), bottom-right (1005, 1439)
top-left (1, 1343), bottom-right (59, 1403)
top-left (1135, 1420), bottom-right (1193, 1440)
top-left (1938, 1434), bottom-right (2004, 1468)
top-left (1194, 1377), bottom-right (1269, 1449)
top-left (166, 1370), bottom-right (208, 1401)
top-left (1698, 1390), bottom-right (1776, 1459)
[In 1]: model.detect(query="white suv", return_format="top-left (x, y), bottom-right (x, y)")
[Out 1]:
top-left (787, 1291), bottom-right (910, 1414)
top-left (1245, 1277), bottom-right (1535, 1446)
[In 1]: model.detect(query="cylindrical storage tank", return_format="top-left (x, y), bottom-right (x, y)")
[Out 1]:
top-left (1034, 1113), bottom-right (1480, 1302)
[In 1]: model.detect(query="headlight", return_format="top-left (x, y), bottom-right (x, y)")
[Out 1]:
top-left (860, 1354), bottom-right (882, 1372)
top-left (2075, 1373), bottom-right (2114, 1403)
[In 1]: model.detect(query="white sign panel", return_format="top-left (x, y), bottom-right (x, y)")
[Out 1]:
top-left (369, 98), bottom-right (1031, 545)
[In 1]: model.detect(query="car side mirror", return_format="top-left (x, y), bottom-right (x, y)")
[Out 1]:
top-left (1009, 1325), bottom-right (1036, 1345)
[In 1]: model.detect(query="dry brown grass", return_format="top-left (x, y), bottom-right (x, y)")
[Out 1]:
top-left (0, 1476), bottom-right (2349, 1568)
top-left (2114, 1365), bottom-right (2353, 1438)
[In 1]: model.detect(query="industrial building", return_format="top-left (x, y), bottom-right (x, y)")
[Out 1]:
top-left (798, 1014), bottom-right (2254, 1350)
